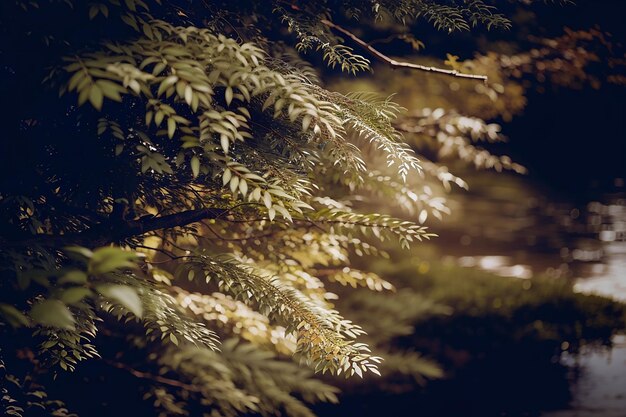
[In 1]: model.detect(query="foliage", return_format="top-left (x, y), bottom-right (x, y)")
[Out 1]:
top-left (328, 253), bottom-right (626, 396)
top-left (1, 354), bottom-right (77, 417)
top-left (331, 25), bottom-right (626, 120)
top-left (380, 258), bottom-right (626, 344)
top-left (0, 1), bottom-right (606, 416)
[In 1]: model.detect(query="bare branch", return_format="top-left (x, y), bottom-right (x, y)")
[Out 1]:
top-left (105, 360), bottom-right (202, 392)
top-left (320, 19), bottom-right (488, 82)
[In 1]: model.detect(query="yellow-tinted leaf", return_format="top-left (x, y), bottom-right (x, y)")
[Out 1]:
top-left (30, 300), bottom-right (75, 330)
top-left (191, 156), bottom-right (200, 178)
top-left (89, 85), bottom-right (103, 110)
top-left (97, 284), bottom-right (143, 318)
top-left (0, 303), bottom-right (30, 328)
top-left (167, 117), bottom-right (176, 138)
top-left (225, 86), bottom-right (233, 106)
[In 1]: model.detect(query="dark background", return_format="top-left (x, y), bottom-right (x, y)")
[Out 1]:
top-left (443, 0), bottom-right (626, 200)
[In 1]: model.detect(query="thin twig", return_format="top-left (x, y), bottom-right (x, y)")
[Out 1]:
top-left (105, 360), bottom-right (201, 393)
top-left (144, 257), bottom-right (191, 264)
top-left (320, 19), bottom-right (488, 82)
top-left (201, 220), bottom-right (278, 242)
top-left (133, 244), bottom-right (177, 258)
top-left (132, 244), bottom-right (191, 264)
top-left (162, 238), bottom-right (189, 253)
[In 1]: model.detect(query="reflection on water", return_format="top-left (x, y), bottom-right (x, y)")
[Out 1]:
top-left (441, 176), bottom-right (626, 299)
top-left (457, 255), bottom-right (533, 278)
top-left (543, 335), bottom-right (626, 417)
top-left (572, 200), bottom-right (626, 301)
top-left (449, 197), bottom-right (626, 299)
top-left (316, 179), bottom-right (626, 417)
top-left (546, 198), bottom-right (626, 416)
top-left (574, 241), bottom-right (626, 301)
top-left (437, 176), bottom-right (626, 417)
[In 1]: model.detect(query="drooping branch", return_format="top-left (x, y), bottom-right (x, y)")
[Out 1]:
top-left (320, 19), bottom-right (488, 82)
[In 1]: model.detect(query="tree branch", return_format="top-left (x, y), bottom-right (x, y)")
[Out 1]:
top-left (320, 19), bottom-right (488, 82)
top-left (105, 360), bottom-right (202, 393)
top-left (2, 207), bottom-right (228, 248)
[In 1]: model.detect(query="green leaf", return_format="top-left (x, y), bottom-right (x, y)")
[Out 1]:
top-left (89, 85), bottom-right (104, 110)
top-left (167, 117), bottom-right (176, 138)
top-left (30, 300), bottom-right (76, 330)
top-left (64, 246), bottom-right (94, 260)
top-left (97, 80), bottom-right (124, 102)
top-left (191, 156), bottom-right (200, 178)
top-left (96, 284), bottom-right (143, 318)
top-left (0, 303), bottom-right (30, 327)
top-left (88, 5), bottom-right (99, 20)
top-left (155, 111), bottom-right (164, 126)
top-left (58, 270), bottom-right (88, 285)
top-left (225, 86), bottom-right (233, 106)
top-left (184, 84), bottom-right (193, 105)
top-left (89, 247), bottom-right (138, 274)
top-left (60, 287), bottom-right (93, 304)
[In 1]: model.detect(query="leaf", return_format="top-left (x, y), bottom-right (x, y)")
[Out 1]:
top-left (418, 209), bottom-right (428, 224)
top-left (220, 134), bottom-right (229, 153)
top-left (0, 303), bottom-right (30, 327)
top-left (30, 300), bottom-right (76, 330)
top-left (263, 191), bottom-right (272, 209)
top-left (191, 156), bottom-right (200, 178)
top-left (97, 80), bottom-right (124, 102)
top-left (124, 0), bottom-right (137, 12)
top-left (167, 117), bottom-right (176, 138)
top-left (60, 287), bottom-right (93, 304)
top-left (89, 5), bottom-right (99, 20)
top-left (64, 246), bottom-right (93, 260)
top-left (184, 84), bottom-right (193, 105)
top-left (225, 86), bottom-right (233, 106)
top-left (96, 284), bottom-right (143, 318)
top-left (302, 115), bottom-right (312, 132)
top-left (89, 247), bottom-right (138, 274)
top-left (78, 86), bottom-right (90, 105)
top-left (89, 85), bottom-right (104, 110)
top-left (58, 270), bottom-right (88, 285)
top-left (239, 178), bottom-right (248, 196)
top-left (158, 75), bottom-right (178, 96)
top-left (444, 53), bottom-right (461, 71)
top-left (229, 176), bottom-right (239, 193)
top-left (222, 168), bottom-right (232, 185)
top-left (155, 111), bottom-right (164, 126)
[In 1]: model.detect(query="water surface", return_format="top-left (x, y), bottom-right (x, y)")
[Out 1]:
top-left (438, 177), bottom-right (626, 417)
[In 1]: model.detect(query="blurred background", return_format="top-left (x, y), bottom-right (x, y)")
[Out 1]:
top-left (314, 1), bottom-right (626, 416)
